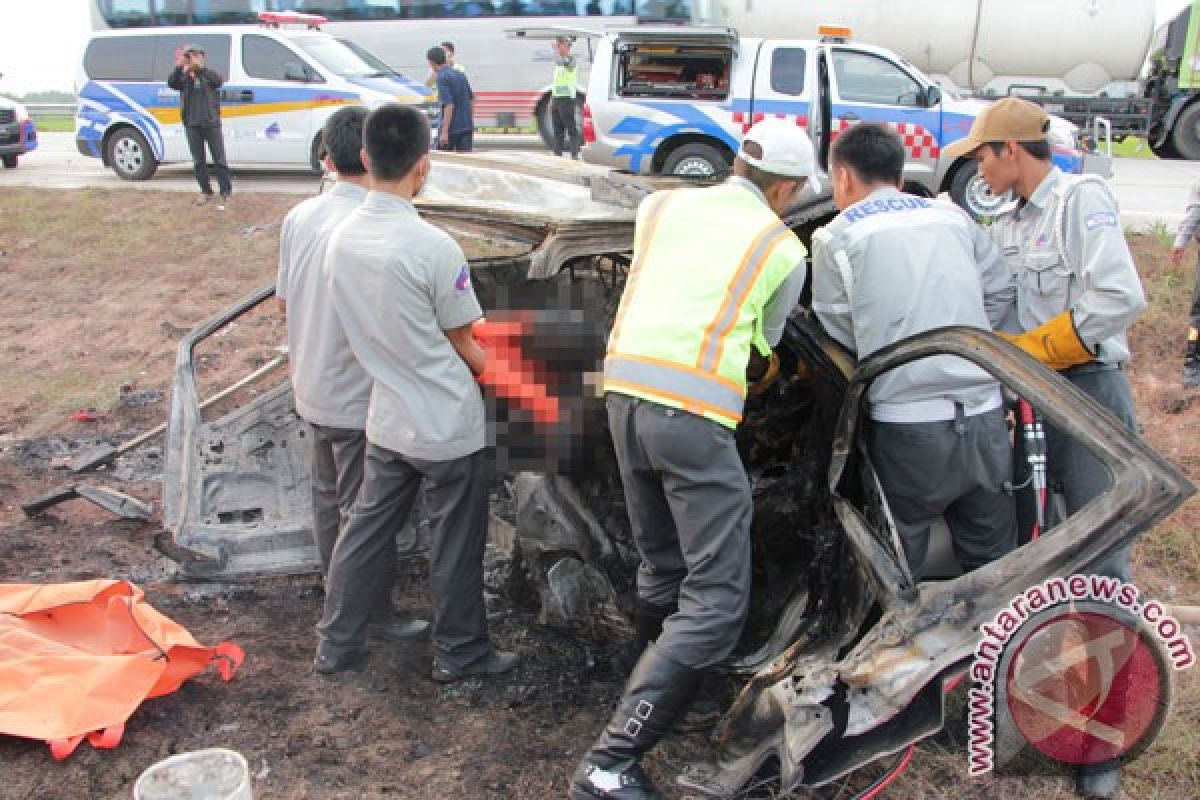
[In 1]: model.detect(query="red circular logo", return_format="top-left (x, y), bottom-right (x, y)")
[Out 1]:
top-left (1004, 609), bottom-right (1168, 766)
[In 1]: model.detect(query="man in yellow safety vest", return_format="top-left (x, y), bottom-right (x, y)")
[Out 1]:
top-left (569, 118), bottom-right (817, 800)
top-left (550, 36), bottom-right (581, 159)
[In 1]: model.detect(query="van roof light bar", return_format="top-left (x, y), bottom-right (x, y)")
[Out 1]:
top-left (258, 10), bottom-right (327, 30)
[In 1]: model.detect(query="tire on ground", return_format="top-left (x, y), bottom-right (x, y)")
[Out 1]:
top-left (2, 154), bottom-right (16, 168)
top-left (947, 158), bottom-right (1006, 220)
top-left (106, 127), bottom-right (158, 181)
top-left (661, 142), bottom-right (729, 178)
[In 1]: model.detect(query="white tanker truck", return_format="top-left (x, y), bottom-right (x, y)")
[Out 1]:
top-left (692, 0), bottom-right (1200, 159)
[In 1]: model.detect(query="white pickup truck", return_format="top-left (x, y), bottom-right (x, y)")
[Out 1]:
top-left (555, 25), bottom-right (1095, 216)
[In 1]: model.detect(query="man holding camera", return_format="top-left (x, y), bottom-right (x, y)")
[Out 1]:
top-left (167, 44), bottom-right (232, 209)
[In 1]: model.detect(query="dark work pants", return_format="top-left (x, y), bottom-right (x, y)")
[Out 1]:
top-left (606, 393), bottom-right (752, 671)
top-left (550, 96), bottom-right (580, 158)
top-left (184, 124), bottom-right (231, 196)
top-left (317, 443), bottom-right (490, 670)
top-left (1044, 367), bottom-right (1138, 581)
top-left (440, 129), bottom-right (474, 153)
top-left (1190, 255), bottom-right (1200, 330)
top-left (867, 407), bottom-right (1016, 582)
top-left (311, 423), bottom-right (395, 621)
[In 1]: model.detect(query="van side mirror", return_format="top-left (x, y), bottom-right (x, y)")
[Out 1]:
top-left (283, 62), bottom-right (309, 82)
top-left (924, 85), bottom-right (942, 108)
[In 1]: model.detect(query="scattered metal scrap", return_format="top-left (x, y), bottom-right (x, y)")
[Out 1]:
top-left (22, 484), bottom-right (153, 520)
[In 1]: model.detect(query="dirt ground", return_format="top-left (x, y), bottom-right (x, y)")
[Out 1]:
top-left (0, 189), bottom-right (1197, 799)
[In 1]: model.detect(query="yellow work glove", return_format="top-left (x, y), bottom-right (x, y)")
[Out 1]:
top-left (997, 312), bottom-right (1094, 371)
top-left (747, 351), bottom-right (781, 396)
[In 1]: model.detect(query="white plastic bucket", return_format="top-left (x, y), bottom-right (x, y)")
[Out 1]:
top-left (133, 748), bottom-right (252, 800)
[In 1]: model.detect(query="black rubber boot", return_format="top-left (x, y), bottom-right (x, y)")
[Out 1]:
top-left (571, 644), bottom-right (703, 799)
top-left (614, 600), bottom-right (675, 675)
top-left (1184, 339), bottom-right (1200, 389)
top-left (1076, 762), bottom-right (1121, 799)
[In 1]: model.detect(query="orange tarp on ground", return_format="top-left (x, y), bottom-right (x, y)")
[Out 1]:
top-left (0, 579), bottom-right (243, 759)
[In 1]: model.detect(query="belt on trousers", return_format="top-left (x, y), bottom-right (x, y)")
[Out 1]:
top-left (870, 388), bottom-right (1004, 424)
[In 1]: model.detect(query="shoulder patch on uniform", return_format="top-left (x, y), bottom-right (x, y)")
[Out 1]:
top-left (454, 264), bottom-right (471, 292)
top-left (1084, 210), bottom-right (1118, 231)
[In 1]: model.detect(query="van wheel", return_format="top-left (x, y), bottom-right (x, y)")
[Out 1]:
top-left (2, 154), bottom-right (16, 168)
top-left (662, 143), bottom-right (728, 178)
top-left (107, 128), bottom-right (157, 181)
top-left (1171, 103), bottom-right (1200, 161)
top-left (948, 159), bottom-right (1007, 220)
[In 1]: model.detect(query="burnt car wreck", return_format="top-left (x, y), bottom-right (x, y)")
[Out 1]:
top-left (158, 155), bottom-right (1193, 796)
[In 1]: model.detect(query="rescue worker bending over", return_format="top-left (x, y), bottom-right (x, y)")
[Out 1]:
top-left (946, 98), bottom-right (1146, 799)
top-left (570, 118), bottom-right (816, 800)
top-left (812, 122), bottom-right (1016, 582)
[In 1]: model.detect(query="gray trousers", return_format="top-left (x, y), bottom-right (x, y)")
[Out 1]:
top-left (867, 407), bottom-right (1016, 581)
top-left (317, 443), bottom-right (491, 670)
top-left (606, 393), bottom-right (752, 671)
top-left (309, 423), bottom-right (368, 577)
top-left (1044, 366), bottom-right (1138, 581)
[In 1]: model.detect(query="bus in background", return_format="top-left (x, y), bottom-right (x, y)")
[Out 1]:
top-left (89, 1), bottom-right (694, 146)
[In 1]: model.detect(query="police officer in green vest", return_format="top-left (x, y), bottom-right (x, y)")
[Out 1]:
top-left (551, 36), bottom-right (581, 159)
top-left (570, 119), bottom-right (817, 800)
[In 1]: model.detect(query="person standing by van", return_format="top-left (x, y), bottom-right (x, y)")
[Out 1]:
top-left (428, 45), bottom-right (474, 153)
top-left (550, 36), bottom-right (580, 159)
top-left (167, 44), bottom-right (232, 208)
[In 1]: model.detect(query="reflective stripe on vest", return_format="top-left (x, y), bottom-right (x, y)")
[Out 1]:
top-left (552, 64), bottom-right (578, 97)
top-left (604, 183), bottom-right (807, 428)
top-left (605, 352), bottom-right (747, 425)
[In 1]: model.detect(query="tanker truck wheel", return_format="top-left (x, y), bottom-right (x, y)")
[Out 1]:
top-left (1170, 103), bottom-right (1200, 161)
top-left (1150, 138), bottom-right (1181, 160)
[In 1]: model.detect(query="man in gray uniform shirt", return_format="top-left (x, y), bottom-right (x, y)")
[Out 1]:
top-left (812, 123), bottom-right (1016, 582)
top-left (277, 107), bottom-right (429, 645)
top-left (314, 104), bottom-right (518, 682)
top-left (947, 97), bottom-right (1146, 799)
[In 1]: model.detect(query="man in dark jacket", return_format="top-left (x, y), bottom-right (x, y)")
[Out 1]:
top-left (167, 44), bottom-right (232, 208)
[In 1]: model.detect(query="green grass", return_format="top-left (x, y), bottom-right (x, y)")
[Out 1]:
top-left (1112, 136), bottom-right (1158, 159)
top-left (32, 115), bottom-right (73, 133)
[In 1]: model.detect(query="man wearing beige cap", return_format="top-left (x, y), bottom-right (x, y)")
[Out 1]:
top-left (570, 118), bottom-right (817, 799)
top-left (945, 96), bottom-right (1144, 800)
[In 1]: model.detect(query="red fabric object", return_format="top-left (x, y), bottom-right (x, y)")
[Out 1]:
top-left (472, 318), bottom-right (562, 425)
top-left (0, 580), bottom-right (243, 759)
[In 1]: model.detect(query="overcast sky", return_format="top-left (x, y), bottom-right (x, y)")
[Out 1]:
top-left (0, 0), bottom-right (1193, 95)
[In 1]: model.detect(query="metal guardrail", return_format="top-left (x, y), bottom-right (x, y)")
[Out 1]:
top-left (26, 103), bottom-right (76, 119)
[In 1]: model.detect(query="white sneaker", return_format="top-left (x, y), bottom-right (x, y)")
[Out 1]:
top-left (217, 194), bottom-right (229, 211)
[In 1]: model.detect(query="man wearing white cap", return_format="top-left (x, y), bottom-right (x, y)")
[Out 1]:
top-left (570, 118), bottom-right (816, 800)
top-left (812, 122), bottom-right (1016, 582)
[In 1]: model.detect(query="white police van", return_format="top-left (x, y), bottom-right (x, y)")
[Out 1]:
top-left (75, 17), bottom-right (434, 180)
top-left (575, 25), bottom-right (1093, 215)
